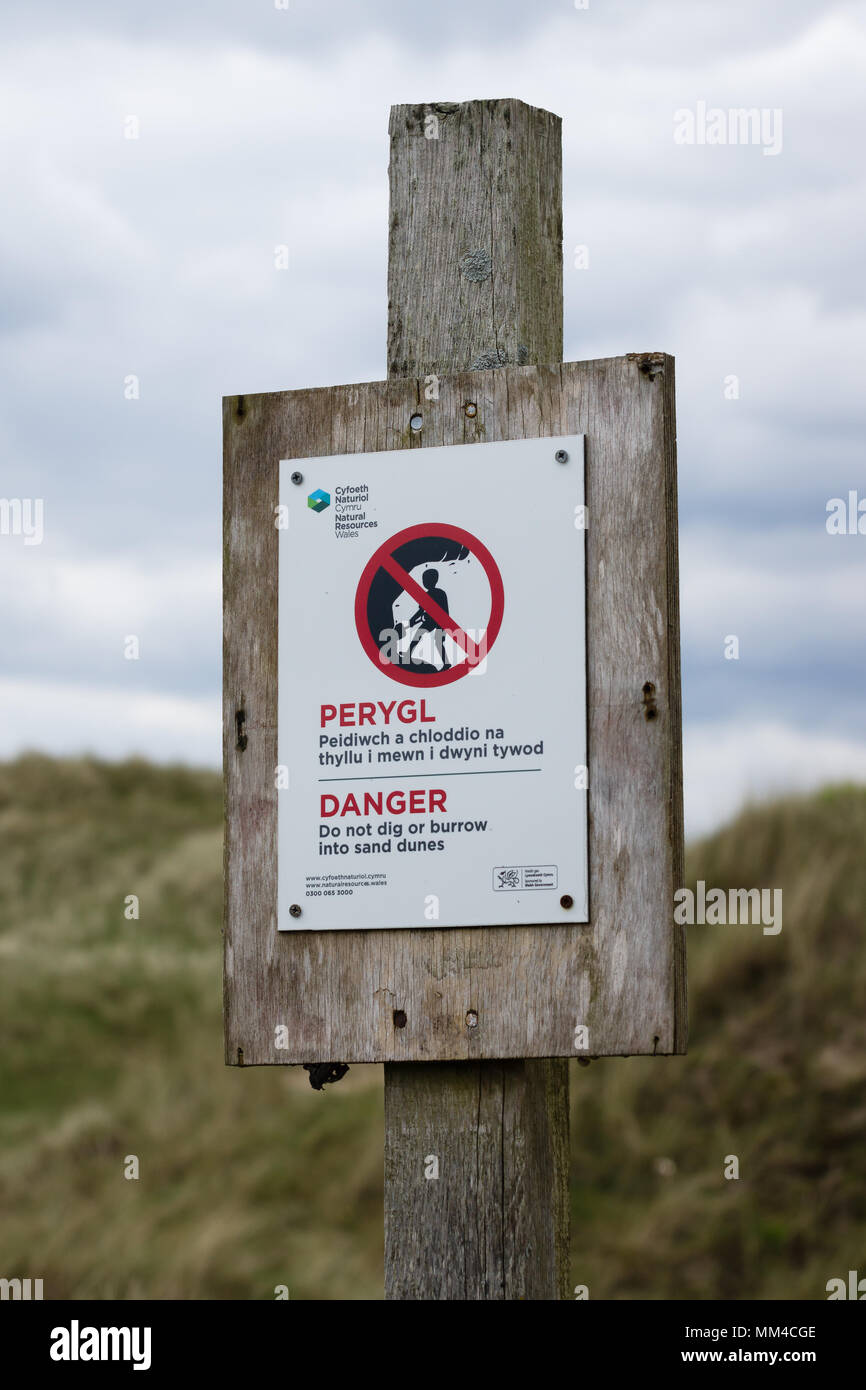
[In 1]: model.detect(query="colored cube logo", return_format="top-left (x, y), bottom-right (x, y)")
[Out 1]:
top-left (307, 489), bottom-right (330, 513)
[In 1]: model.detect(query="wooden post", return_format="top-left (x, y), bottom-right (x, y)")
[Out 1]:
top-left (384, 98), bottom-right (569, 1302)
top-left (223, 98), bottom-right (684, 1306)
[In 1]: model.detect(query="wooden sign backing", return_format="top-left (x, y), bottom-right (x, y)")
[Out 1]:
top-left (223, 356), bottom-right (685, 1064)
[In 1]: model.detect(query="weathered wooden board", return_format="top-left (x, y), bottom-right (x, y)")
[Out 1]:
top-left (223, 355), bottom-right (685, 1064)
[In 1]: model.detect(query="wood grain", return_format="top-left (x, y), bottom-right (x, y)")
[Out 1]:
top-left (387, 100), bottom-right (562, 379)
top-left (223, 357), bottom-right (685, 1064)
top-left (384, 1058), bottom-right (570, 1299)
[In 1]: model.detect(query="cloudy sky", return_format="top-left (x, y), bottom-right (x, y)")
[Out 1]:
top-left (1, 0), bottom-right (864, 835)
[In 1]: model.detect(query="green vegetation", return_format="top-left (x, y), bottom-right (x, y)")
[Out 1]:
top-left (571, 785), bottom-right (866, 1300)
top-left (1, 757), bottom-right (863, 1299)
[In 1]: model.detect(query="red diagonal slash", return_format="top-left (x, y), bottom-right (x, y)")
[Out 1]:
top-left (379, 552), bottom-right (483, 665)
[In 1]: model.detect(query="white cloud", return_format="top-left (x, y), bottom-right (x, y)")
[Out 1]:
top-left (0, 678), bottom-right (220, 765)
top-left (685, 719), bottom-right (866, 837)
top-left (679, 526), bottom-right (866, 657)
top-left (0, 545), bottom-right (219, 693)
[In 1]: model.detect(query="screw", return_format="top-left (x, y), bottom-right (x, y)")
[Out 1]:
top-left (290, 471), bottom-right (303, 485)
top-left (642, 682), bottom-right (658, 721)
top-left (555, 449), bottom-right (569, 464)
top-left (464, 402), bottom-right (477, 418)
top-left (409, 413), bottom-right (423, 432)
top-left (560, 894), bottom-right (574, 910)
top-left (466, 1010), bottom-right (478, 1029)
top-left (289, 904), bottom-right (302, 918)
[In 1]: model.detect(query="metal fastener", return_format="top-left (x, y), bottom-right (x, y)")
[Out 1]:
top-left (560, 894), bottom-right (574, 910)
top-left (409, 413), bottom-right (423, 432)
top-left (289, 903), bottom-right (302, 918)
top-left (290, 471), bottom-right (303, 485)
top-left (464, 402), bottom-right (477, 418)
top-left (555, 449), bottom-right (569, 464)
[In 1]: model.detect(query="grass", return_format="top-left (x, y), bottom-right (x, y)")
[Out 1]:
top-left (570, 784), bottom-right (866, 1299)
top-left (0, 756), bottom-right (863, 1299)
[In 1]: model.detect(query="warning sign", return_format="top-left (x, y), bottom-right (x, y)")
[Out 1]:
top-left (278, 435), bottom-right (588, 931)
top-left (355, 523), bottom-right (504, 686)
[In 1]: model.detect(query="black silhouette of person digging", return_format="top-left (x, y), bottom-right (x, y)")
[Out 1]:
top-left (407, 568), bottom-right (451, 669)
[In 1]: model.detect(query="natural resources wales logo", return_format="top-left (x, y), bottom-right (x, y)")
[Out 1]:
top-left (307, 489), bottom-right (330, 513)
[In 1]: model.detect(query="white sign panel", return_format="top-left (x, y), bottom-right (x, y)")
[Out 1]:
top-left (277, 435), bottom-right (588, 930)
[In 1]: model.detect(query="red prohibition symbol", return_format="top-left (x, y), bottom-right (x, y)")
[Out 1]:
top-left (354, 522), bottom-right (505, 688)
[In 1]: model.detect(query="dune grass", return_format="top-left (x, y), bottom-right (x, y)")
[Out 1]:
top-left (1, 757), bottom-right (863, 1299)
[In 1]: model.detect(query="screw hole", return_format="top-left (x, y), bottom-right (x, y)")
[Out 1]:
top-left (393, 1009), bottom-right (407, 1029)
top-left (235, 709), bottom-right (248, 752)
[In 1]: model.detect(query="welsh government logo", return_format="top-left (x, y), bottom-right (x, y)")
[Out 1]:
top-left (307, 489), bottom-right (330, 513)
